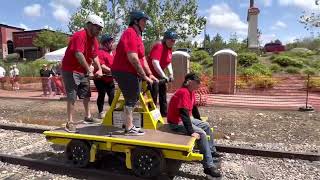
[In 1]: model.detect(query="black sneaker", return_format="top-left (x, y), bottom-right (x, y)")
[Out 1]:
top-left (125, 126), bottom-right (145, 136)
top-left (84, 117), bottom-right (101, 124)
top-left (212, 152), bottom-right (223, 158)
top-left (204, 167), bottom-right (221, 177)
top-left (65, 122), bottom-right (78, 133)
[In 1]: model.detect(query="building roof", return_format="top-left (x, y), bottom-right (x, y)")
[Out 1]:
top-left (0, 24), bottom-right (25, 30)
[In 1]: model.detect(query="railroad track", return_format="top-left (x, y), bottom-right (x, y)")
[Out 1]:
top-left (0, 153), bottom-right (144, 180)
top-left (1, 124), bottom-right (319, 162)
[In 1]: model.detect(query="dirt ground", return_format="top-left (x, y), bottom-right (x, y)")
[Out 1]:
top-left (0, 98), bottom-right (319, 148)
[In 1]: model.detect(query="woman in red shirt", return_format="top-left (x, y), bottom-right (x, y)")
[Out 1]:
top-left (148, 30), bottom-right (178, 117)
top-left (112, 10), bottom-right (158, 136)
top-left (94, 34), bottom-right (115, 119)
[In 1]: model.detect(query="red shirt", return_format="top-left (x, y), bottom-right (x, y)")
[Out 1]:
top-left (62, 29), bottom-right (99, 73)
top-left (96, 49), bottom-right (114, 83)
top-left (167, 87), bottom-right (195, 124)
top-left (112, 27), bottom-right (145, 75)
top-left (148, 42), bottom-right (172, 77)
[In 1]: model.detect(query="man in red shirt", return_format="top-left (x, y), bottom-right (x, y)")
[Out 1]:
top-left (94, 34), bottom-right (115, 119)
top-left (112, 10), bottom-right (158, 136)
top-left (148, 30), bottom-right (177, 117)
top-left (61, 14), bottom-right (104, 133)
top-left (167, 73), bottom-right (222, 178)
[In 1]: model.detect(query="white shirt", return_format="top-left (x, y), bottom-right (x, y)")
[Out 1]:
top-left (0, 66), bottom-right (5, 78)
top-left (13, 68), bottom-right (19, 76)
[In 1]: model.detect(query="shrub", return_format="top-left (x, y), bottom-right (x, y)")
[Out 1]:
top-left (5, 53), bottom-right (20, 62)
top-left (270, 63), bottom-right (282, 73)
top-left (303, 68), bottom-right (318, 75)
top-left (308, 77), bottom-right (320, 88)
top-left (191, 50), bottom-right (210, 63)
top-left (190, 62), bottom-right (203, 75)
top-left (238, 52), bottom-right (259, 67)
top-left (251, 76), bottom-right (277, 89)
top-left (272, 55), bottom-right (303, 68)
top-left (239, 63), bottom-right (272, 79)
top-left (285, 66), bottom-right (300, 74)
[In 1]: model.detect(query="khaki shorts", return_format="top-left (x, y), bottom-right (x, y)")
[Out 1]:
top-left (62, 70), bottom-right (91, 103)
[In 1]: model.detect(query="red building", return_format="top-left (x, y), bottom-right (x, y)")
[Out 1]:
top-left (0, 23), bottom-right (68, 60)
top-left (0, 24), bottom-right (24, 59)
top-left (13, 30), bottom-right (48, 60)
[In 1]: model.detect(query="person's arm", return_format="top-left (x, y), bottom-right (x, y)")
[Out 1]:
top-left (127, 52), bottom-right (148, 78)
top-left (179, 108), bottom-right (194, 135)
top-left (75, 52), bottom-right (91, 74)
top-left (93, 56), bottom-right (102, 76)
top-left (101, 64), bottom-right (111, 74)
top-left (143, 57), bottom-right (158, 82)
top-left (167, 63), bottom-right (174, 80)
top-left (152, 60), bottom-right (167, 79)
top-left (192, 105), bottom-right (201, 120)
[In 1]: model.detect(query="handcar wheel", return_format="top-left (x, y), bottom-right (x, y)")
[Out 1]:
top-left (66, 140), bottom-right (90, 168)
top-left (131, 148), bottom-right (165, 178)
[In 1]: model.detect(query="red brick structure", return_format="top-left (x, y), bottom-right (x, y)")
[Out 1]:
top-left (0, 24), bottom-right (24, 59)
top-left (13, 30), bottom-right (48, 60)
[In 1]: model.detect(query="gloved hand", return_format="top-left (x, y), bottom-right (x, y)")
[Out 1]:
top-left (169, 74), bottom-right (174, 82)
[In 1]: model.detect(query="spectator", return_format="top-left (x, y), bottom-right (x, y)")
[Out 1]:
top-left (9, 66), bottom-right (14, 90)
top-left (48, 64), bottom-right (57, 96)
top-left (0, 65), bottom-right (6, 89)
top-left (12, 64), bottom-right (19, 91)
top-left (52, 62), bottom-right (65, 95)
top-left (40, 64), bottom-right (51, 96)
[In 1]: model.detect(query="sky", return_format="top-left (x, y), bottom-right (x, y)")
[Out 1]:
top-left (1, 0), bottom-right (320, 45)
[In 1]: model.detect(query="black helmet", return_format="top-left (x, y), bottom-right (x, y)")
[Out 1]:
top-left (129, 10), bottom-right (150, 24)
top-left (164, 30), bottom-right (178, 40)
top-left (100, 34), bottom-right (113, 43)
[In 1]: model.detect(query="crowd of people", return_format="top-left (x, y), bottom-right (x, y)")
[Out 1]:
top-left (0, 64), bottom-right (20, 91)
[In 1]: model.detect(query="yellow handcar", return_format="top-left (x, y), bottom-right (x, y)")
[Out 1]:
top-left (44, 82), bottom-right (203, 178)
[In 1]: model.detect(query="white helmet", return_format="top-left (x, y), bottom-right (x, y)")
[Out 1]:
top-left (86, 14), bottom-right (104, 28)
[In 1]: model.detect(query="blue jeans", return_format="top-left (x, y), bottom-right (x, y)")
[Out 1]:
top-left (169, 118), bottom-right (217, 168)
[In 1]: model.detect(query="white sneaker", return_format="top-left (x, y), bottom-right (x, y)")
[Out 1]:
top-left (98, 111), bottom-right (106, 119)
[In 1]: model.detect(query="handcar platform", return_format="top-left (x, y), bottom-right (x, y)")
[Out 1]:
top-left (44, 123), bottom-right (197, 152)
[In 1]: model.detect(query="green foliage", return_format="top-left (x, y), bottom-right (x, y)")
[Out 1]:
top-left (190, 62), bottom-right (202, 75)
top-left (308, 77), bottom-right (320, 89)
top-left (238, 63), bottom-right (271, 78)
top-left (302, 68), bottom-right (318, 75)
top-left (271, 56), bottom-right (303, 68)
top-left (285, 66), bottom-right (300, 74)
top-left (33, 30), bottom-right (68, 50)
top-left (251, 76), bottom-right (277, 89)
top-left (68, 0), bottom-right (126, 36)
top-left (270, 63), bottom-right (282, 73)
top-left (191, 50), bottom-right (210, 63)
top-left (5, 53), bottom-right (20, 62)
top-left (238, 53), bottom-right (259, 67)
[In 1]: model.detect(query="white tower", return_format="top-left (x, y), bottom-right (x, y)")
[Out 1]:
top-left (247, 0), bottom-right (260, 49)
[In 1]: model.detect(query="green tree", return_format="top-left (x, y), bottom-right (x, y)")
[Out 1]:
top-left (125, 0), bottom-right (206, 41)
top-left (33, 30), bottom-right (68, 50)
top-left (210, 33), bottom-right (226, 53)
top-left (68, 0), bottom-right (127, 36)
